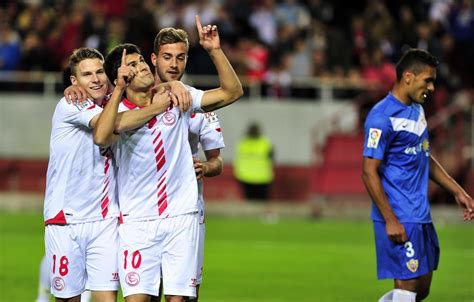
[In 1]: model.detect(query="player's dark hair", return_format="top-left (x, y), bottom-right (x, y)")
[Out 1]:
top-left (69, 48), bottom-right (104, 76)
top-left (395, 48), bottom-right (439, 82)
top-left (104, 43), bottom-right (141, 84)
top-left (153, 28), bottom-right (189, 54)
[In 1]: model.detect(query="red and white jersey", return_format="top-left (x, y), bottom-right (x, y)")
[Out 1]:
top-left (188, 112), bottom-right (225, 212)
top-left (44, 98), bottom-right (119, 225)
top-left (115, 86), bottom-right (204, 223)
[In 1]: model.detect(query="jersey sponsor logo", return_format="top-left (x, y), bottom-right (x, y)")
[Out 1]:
top-left (205, 111), bottom-right (219, 124)
top-left (52, 277), bottom-right (65, 291)
top-left (162, 112), bottom-right (176, 126)
top-left (125, 272), bottom-right (140, 286)
top-left (189, 277), bottom-right (198, 288)
top-left (406, 259), bottom-right (419, 273)
top-left (367, 128), bottom-right (382, 149)
top-left (422, 139), bottom-right (429, 154)
top-left (404, 140), bottom-right (429, 157)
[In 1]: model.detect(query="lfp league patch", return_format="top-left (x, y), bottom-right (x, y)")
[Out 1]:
top-left (367, 128), bottom-right (382, 149)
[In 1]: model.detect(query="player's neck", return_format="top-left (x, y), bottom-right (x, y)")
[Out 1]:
top-left (126, 89), bottom-right (153, 107)
top-left (391, 86), bottom-right (411, 106)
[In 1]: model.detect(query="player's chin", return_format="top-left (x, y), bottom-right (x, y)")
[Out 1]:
top-left (89, 88), bottom-right (107, 101)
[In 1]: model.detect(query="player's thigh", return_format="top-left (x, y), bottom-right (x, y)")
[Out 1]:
top-left (86, 218), bottom-right (120, 292)
top-left (45, 225), bottom-right (87, 298)
top-left (162, 213), bottom-right (200, 298)
top-left (118, 220), bottom-right (163, 297)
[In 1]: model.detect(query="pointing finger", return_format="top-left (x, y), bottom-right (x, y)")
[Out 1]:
top-left (121, 48), bottom-right (127, 67)
top-left (195, 15), bottom-right (203, 36)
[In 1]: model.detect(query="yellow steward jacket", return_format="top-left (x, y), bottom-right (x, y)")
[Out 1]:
top-left (234, 136), bottom-right (274, 184)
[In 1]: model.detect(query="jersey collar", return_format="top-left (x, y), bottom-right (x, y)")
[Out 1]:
top-left (122, 98), bottom-right (144, 109)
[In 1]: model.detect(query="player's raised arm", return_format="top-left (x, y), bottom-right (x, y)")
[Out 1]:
top-left (195, 15), bottom-right (243, 112)
top-left (93, 49), bottom-right (133, 147)
top-left (429, 154), bottom-right (474, 220)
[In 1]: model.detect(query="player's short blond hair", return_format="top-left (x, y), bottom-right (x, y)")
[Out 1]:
top-left (153, 28), bottom-right (189, 54)
top-left (69, 48), bottom-right (104, 76)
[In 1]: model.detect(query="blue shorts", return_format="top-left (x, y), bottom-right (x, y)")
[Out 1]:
top-left (373, 222), bottom-right (440, 280)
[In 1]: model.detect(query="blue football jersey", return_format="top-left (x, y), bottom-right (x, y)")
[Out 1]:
top-left (363, 93), bottom-right (432, 223)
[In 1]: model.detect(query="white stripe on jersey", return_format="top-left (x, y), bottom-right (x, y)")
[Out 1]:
top-left (389, 107), bottom-right (427, 136)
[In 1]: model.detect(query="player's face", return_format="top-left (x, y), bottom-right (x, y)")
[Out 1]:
top-left (70, 58), bottom-right (108, 102)
top-left (125, 53), bottom-right (155, 90)
top-left (151, 42), bottom-right (188, 83)
top-left (408, 66), bottom-right (436, 104)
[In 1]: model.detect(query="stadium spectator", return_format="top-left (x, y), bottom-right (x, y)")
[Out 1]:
top-left (234, 122), bottom-right (274, 201)
top-left (362, 48), bottom-right (473, 302)
top-left (0, 17), bottom-right (21, 70)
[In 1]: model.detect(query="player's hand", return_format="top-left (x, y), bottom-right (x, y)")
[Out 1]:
top-left (193, 157), bottom-right (204, 180)
top-left (385, 219), bottom-right (408, 244)
top-left (168, 81), bottom-right (192, 112)
top-left (116, 49), bottom-right (136, 89)
top-left (455, 191), bottom-right (474, 221)
top-left (151, 86), bottom-right (172, 111)
top-left (195, 15), bottom-right (220, 52)
top-left (65, 85), bottom-right (87, 104)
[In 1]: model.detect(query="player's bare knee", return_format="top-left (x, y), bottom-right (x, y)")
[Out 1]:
top-left (165, 295), bottom-right (185, 302)
top-left (91, 290), bottom-right (117, 302)
top-left (416, 287), bottom-right (430, 301)
top-left (55, 296), bottom-right (81, 302)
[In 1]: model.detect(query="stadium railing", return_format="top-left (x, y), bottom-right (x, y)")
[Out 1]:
top-left (0, 71), bottom-right (372, 102)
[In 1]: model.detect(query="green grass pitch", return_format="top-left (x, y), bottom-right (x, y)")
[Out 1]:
top-left (0, 212), bottom-right (472, 301)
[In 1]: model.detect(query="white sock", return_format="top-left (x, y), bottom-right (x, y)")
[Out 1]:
top-left (393, 289), bottom-right (417, 302)
top-left (378, 289), bottom-right (394, 302)
top-left (36, 256), bottom-right (51, 302)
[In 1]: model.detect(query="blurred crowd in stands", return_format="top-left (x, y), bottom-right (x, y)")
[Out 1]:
top-left (0, 0), bottom-right (473, 98)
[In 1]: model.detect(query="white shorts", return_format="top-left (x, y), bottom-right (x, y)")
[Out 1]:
top-left (118, 212), bottom-right (200, 298)
top-left (44, 218), bottom-right (119, 298)
top-left (197, 209), bottom-right (205, 284)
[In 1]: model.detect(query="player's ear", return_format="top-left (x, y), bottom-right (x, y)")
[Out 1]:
top-left (404, 71), bottom-right (413, 85)
top-left (70, 75), bottom-right (78, 85)
top-left (151, 53), bottom-right (157, 66)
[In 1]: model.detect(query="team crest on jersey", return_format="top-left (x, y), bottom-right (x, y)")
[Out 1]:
top-left (367, 128), bottom-right (382, 149)
top-left (406, 259), bottom-right (419, 273)
top-left (52, 277), bottom-right (65, 291)
top-left (162, 112), bottom-right (176, 126)
top-left (126, 272), bottom-right (140, 286)
top-left (204, 111), bottom-right (219, 124)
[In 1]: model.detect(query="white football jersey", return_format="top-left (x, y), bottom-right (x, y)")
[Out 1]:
top-left (188, 112), bottom-right (225, 212)
top-left (115, 86), bottom-right (204, 222)
top-left (44, 98), bottom-right (119, 225)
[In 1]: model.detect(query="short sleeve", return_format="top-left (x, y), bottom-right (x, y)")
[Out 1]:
top-left (199, 112), bottom-right (225, 151)
top-left (56, 98), bottom-right (102, 129)
top-left (186, 85), bottom-right (204, 113)
top-left (363, 110), bottom-right (393, 160)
